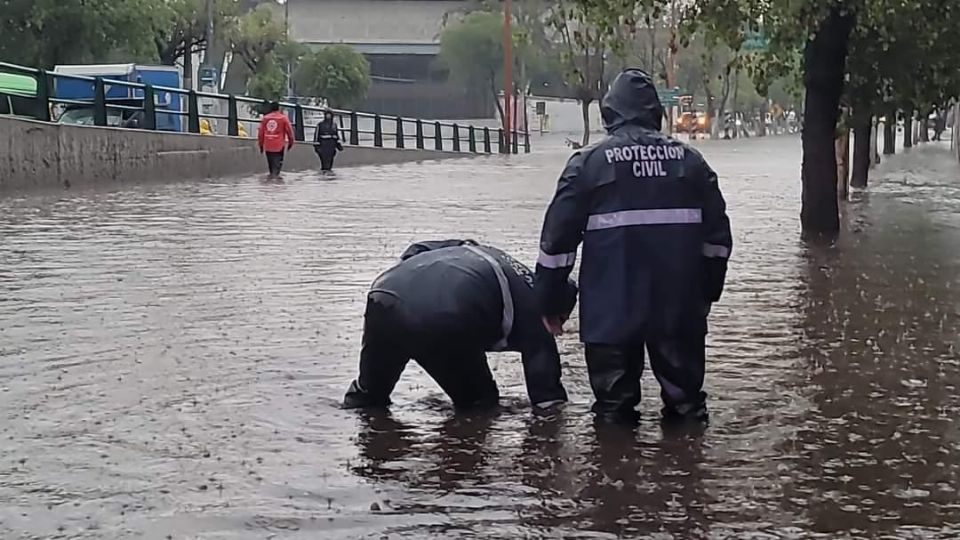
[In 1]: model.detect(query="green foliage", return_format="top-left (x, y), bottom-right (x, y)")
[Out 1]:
top-left (246, 59), bottom-right (285, 101)
top-left (689, 0), bottom-right (960, 118)
top-left (546, 0), bottom-right (611, 103)
top-left (293, 45), bottom-right (371, 108)
top-left (226, 5), bottom-right (289, 100)
top-left (440, 12), bottom-right (504, 94)
top-left (153, 0), bottom-right (239, 66)
top-left (447, 3), bottom-right (562, 93)
top-left (0, 0), bottom-right (163, 67)
top-left (228, 4), bottom-right (286, 74)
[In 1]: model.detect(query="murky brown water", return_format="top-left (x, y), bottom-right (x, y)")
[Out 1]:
top-left (1, 136), bottom-right (959, 539)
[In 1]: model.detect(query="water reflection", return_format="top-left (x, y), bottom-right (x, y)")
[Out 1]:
top-left (0, 137), bottom-right (958, 538)
top-left (782, 194), bottom-right (960, 537)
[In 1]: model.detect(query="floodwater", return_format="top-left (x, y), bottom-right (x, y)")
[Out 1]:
top-left (1, 136), bottom-right (959, 539)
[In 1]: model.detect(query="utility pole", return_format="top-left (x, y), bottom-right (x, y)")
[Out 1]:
top-left (666, 0), bottom-right (677, 135)
top-left (285, 0), bottom-right (292, 99)
top-left (503, 0), bottom-right (513, 153)
top-left (207, 0), bottom-right (214, 54)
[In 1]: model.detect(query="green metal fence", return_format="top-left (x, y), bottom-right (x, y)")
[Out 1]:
top-left (0, 61), bottom-right (531, 155)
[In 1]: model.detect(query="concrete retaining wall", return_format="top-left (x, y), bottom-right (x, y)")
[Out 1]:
top-left (0, 115), bottom-right (466, 193)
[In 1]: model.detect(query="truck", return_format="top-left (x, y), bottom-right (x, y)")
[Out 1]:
top-left (53, 64), bottom-right (183, 132)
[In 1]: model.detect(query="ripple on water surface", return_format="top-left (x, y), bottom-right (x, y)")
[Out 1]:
top-left (1, 137), bottom-right (959, 538)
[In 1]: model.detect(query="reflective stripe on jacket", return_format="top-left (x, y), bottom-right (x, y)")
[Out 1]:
top-left (535, 69), bottom-right (733, 343)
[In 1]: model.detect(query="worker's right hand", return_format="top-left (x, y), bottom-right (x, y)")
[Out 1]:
top-left (542, 316), bottom-right (565, 336)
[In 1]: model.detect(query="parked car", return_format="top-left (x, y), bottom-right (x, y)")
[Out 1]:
top-left (57, 99), bottom-right (142, 128)
top-left (0, 71), bottom-right (45, 119)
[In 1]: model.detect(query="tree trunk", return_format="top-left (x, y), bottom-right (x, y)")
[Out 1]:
top-left (882, 109), bottom-right (895, 155)
top-left (758, 106), bottom-right (767, 137)
top-left (836, 129), bottom-right (850, 199)
top-left (732, 68), bottom-right (741, 137)
top-left (851, 118), bottom-right (871, 188)
top-left (184, 50), bottom-right (194, 91)
top-left (702, 77), bottom-right (715, 138)
top-left (800, 7), bottom-right (854, 235)
top-left (903, 111), bottom-right (913, 148)
top-left (919, 111), bottom-right (930, 142)
top-left (650, 23), bottom-right (657, 81)
top-left (491, 79), bottom-right (506, 132)
top-left (581, 99), bottom-right (592, 147)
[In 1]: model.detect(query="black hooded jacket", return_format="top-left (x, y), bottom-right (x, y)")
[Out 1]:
top-left (535, 69), bottom-right (733, 344)
top-left (369, 240), bottom-right (575, 405)
top-left (314, 116), bottom-right (342, 154)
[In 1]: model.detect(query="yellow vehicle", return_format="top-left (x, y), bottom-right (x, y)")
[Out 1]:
top-left (675, 111), bottom-right (710, 134)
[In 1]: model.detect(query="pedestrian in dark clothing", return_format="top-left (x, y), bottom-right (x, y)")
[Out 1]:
top-left (343, 239), bottom-right (577, 411)
top-left (933, 111), bottom-right (947, 141)
top-left (314, 110), bottom-right (343, 172)
top-left (257, 101), bottom-right (295, 179)
top-left (535, 69), bottom-right (733, 424)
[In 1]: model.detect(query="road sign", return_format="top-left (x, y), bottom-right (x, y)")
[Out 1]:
top-left (743, 31), bottom-right (769, 52)
top-left (659, 87), bottom-right (684, 106)
top-left (199, 66), bottom-right (218, 86)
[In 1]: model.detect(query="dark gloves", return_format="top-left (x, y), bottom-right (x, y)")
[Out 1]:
top-left (702, 257), bottom-right (728, 303)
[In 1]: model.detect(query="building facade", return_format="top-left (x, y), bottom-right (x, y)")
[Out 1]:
top-left (287, 0), bottom-right (490, 119)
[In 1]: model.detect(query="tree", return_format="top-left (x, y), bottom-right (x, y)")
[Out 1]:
top-left (293, 45), bottom-right (372, 108)
top-left (152, 0), bottom-right (239, 90)
top-left (227, 5), bottom-right (286, 98)
top-left (0, 0), bottom-right (161, 68)
top-left (547, 1), bottom-right (613, 147)
top-left (689, 0), bottom-right (960, 235)
top-left (246, 60), bottom-right (285, 101)
top-left (440, 12), bottom-right (509, 129)
top-left (228, 5), bottom-right (285, 78)
top-left (685, 0), bottom-right (858, 234)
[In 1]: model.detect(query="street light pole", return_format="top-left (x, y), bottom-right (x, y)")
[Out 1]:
top-left (503, 0), bottom-right (513, 152)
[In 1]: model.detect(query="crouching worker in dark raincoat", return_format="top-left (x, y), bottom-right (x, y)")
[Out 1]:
top-left (313, 110), bottom-right (343, 172)
top-left (535, 69), bottom-right (733, 424)
top-left (343, 239), bottom-right (577, 411)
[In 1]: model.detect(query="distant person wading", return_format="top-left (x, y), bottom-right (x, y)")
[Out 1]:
top-left (257, 101), bottom-right (295, 179)
top-left (314, 110), bottom-right (343, 173)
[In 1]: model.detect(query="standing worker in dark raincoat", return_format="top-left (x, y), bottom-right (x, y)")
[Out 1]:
top-left (343, 239), bottom-right (577, 411)
top-left (314, 110), bottom-right (343, 172)
top-left (535, 69), bottom-right (733, 424)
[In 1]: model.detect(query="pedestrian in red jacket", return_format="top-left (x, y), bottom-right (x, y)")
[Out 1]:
top-left (258, 101), bottom-right (295, 178)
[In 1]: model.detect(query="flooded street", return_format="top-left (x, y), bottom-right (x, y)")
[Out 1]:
top-left (1, 135), bottom-right (959, 539)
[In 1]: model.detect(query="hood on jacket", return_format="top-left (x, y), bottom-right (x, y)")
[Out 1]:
top-left (601, 69), bottom-right (664, 133)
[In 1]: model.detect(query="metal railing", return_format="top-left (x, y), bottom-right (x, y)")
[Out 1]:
top-left (0, 61), bottom-right (531, 155)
